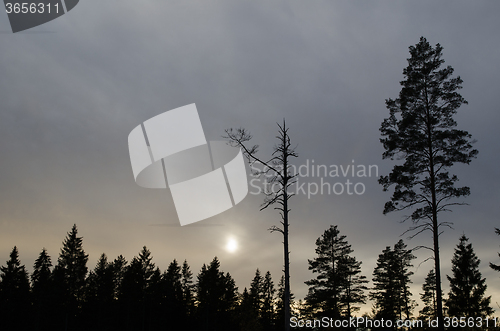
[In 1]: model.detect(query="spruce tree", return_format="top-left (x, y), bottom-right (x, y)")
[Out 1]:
top-left (305, 225), bottom-right (367, 319)
top-left (196, 257), bottom-right (238, 331)
top-left (160, 259), bottom-right (185, 328)
top-left (84, 253), bottom-right (115, 330)
top-left (379, 37), bottom-right (477, 331)
top-left (446, 235), bottom-right (493, 318)
top-left (262, 271), bottom-right (276, 331)
top-left (112, 254), bottom-right (127, 299)
top-left (52, 224), bottom-right (89, 329)
top-left (181, 259), bottom-right (195, 322)
top-left (0, 246), bottom-right (31, 329)
top-left (249, 269), bottom-right (264, 322)
top-left (32, 248), bottom-right (53, 331)
top-left (117, 246), bottom-right (156, 330)
top-left (239, 288), bottom-right (261, 331)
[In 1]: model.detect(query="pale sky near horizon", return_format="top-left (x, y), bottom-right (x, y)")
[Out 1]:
top-left (1, 0), bottom-right (500, 316)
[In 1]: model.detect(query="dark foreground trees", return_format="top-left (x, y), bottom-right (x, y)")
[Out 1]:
top-left (379, 36), bottom-right (477, 331)
top-left (446, 235), bottom-right (492, 319)
top-left (370, 239), bottom-right (415, 321)
top-left (0, 224), bottom-right (295, 331)
top-left (419, 269), bottom-right (441, 320)
top-left (0, 246), bottom-right (31, 329)
top-left (304, 225), bottom-right (367, 319)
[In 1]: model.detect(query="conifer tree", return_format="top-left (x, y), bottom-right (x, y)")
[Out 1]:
top-left (32, 248), bottom-right (53, 331)
top-left (276, 275), bottom-right (294, 331)
top-left (53, 225), bottom-right (89, 300)
top-left (419, 269), bottom-right (441, 320)
top-left (181, 259), bottom-right (195, 321)
top-left (339, 255), bottom-right (368, 318)
top-left (249, 269), bottom-right (264, 319)
top-left (0, 246), bottom-right (31, 329)
top-left (196, 257), bottom-right (238, 331)
top-left (159, 259), bottom-right (185, 328)
top-left (112, 254), bottom-right (127, 299)
top-left (445, 235), bottom-right (493, 318)
top-left (370, 239), bottom-right (415, 321)
top-left (52, 224), bottom-right (89, 329)
top-left (262, 271), bottom-right (276, 331)
top-left (239, 288), bottom-right (261, 331)
top-left (118, 246), bottom-right (156, 330)
top-left (379, 37), bottom-right (477, 331)
top-left (305, 225), bottom-right (367, 319)
top-left (85, 253), bottom-right (115, 330)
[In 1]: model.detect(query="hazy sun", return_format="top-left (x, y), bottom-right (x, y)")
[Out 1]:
top-left (226, 238), bottom-right (238, 253)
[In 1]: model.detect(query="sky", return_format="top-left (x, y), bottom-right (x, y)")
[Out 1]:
top-left (1, 0), bottom-right (500, 316)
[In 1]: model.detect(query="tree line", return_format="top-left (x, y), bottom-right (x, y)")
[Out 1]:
top-left (1, 223), bottom-right (499, 331)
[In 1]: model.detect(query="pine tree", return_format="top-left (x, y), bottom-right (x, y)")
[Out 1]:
top-left (370, 239), bottom-right (415, 321)
top-left (0, 246), bottom-right (31, 329)
top-left (339, 255), bottom-right (368, 318)
top-left (379, 37), bottom-right (477, 331)
top-left (304, 225), bottom-right (367, 319)
top-left (445, 235), bottom-right (493, 318)
top-left (419, 269), bottom-right (441, 320)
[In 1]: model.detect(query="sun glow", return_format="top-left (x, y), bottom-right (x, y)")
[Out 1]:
top-left (226, 238), bottom-right (238, 253)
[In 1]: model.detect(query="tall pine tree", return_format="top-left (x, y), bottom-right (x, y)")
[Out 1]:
top-left (379, 37), bottom-right (477, 331)
top-left (446, 235), bottom-right (492, 318)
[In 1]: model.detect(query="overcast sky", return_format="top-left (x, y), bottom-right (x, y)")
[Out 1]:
top-left (1, 0), bottom-right (500, 315)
